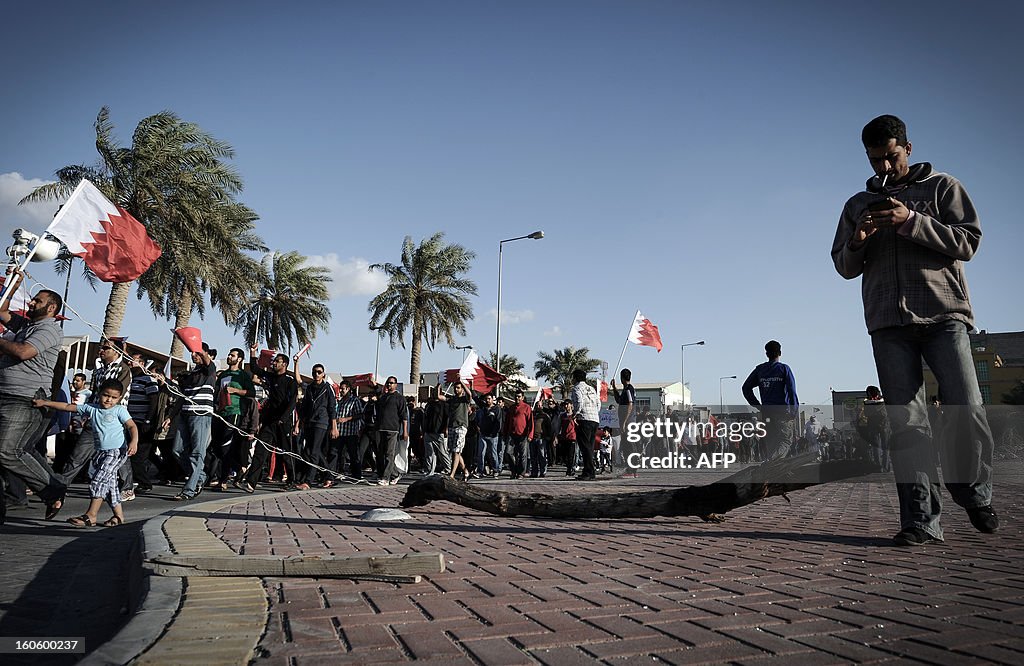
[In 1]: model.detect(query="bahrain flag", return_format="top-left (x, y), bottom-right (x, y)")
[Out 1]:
top-left (627, 310), bottom-right (663, 352)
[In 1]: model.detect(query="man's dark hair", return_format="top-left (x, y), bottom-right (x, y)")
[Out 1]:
top-left (620, 368), bottom-right (631, 382)
top-left (274, 353), bottom-right (289, 365)
top-left (230, 347), bottom-right (246, 358)
top-left (572, 369), bottom-right (588, 383)
top-left (765, 340), bottom-right (782, 359)
top-left (36, 289), bottom-right (63, 314)
top-left (97, 379), bottom-right (125, 396)
top-left (866, 385), bottom-right (882, 399)
top-left (339, 379), bottom-right (352, 390)
top-left (312, 363), bottom-right (325, 373)
top-left (73, 372), bottom-right (87, 382)
top-left (862, 114), bottom-right (907, 148)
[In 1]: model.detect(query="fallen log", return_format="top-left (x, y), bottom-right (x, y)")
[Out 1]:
top-left (400, 454), bottom-right (879, 521)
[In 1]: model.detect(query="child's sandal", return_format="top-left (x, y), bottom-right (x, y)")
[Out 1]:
top-left (101, 516), bottom-right (123, 527)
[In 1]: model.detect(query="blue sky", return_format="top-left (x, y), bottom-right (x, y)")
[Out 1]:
top-left (2, 1), bottom-right (1021, 411)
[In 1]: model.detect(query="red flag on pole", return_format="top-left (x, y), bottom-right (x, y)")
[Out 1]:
top-left (45, 179), bottom-right (162, 283)
top-left (173, 327), bottom-right (203, 354)
top-left (448, 351), bottom-right (507, 393)
top-left (627, 311), bottom-right (663, 352)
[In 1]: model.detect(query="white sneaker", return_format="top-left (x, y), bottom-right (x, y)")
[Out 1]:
top-left (120, 490), bottom-right (136, 502)
top-left (377, 479), bottom-right (389, 486)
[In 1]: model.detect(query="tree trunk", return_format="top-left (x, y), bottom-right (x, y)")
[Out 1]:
top-left (409, 317), bottom-right (422, 387)
top-left (102, 281), bottom-right (132, 338)
top-left (168, 292), bottom-right (193, 360)
top-left (400, 454), bottom-right (879, 522)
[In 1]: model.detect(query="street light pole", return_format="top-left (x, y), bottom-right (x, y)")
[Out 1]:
top-left (681, 340), bottom-right (705, 408)
top-left (370, 327), bottom-right (385, 382)
top-left (495, 230), bottom-right (544, 397)
top-left (456, 344), bottom-right (473, 362)
top-left (719, 375), bottom-right (737, 420)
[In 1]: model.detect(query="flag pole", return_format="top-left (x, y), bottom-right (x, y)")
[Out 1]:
top-left (611, 310), bottom-right (640, 380)
top-left (2, 179), bottom-right (90, 308)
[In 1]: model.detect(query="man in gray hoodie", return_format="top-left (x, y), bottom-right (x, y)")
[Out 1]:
top-left (831, 114), bottom-right (997, 547)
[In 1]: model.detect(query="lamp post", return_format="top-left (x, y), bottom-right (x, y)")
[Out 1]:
top-left (455, 344), bottom-right (473, 362)
top-left (681, 340), bottom-right (704, 408)
top-left (495, 230), bottom-right (544, 397)
top-left (370, 326), bottom-right (385, 382)
top-left (719, 375), bottom-right (737, 420)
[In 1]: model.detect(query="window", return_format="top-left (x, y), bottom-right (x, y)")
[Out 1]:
top-left (980, 385), bottom-right (991, 404)
top-left (636, 398), bottom-right (651, 411)
top-left (976, 360), bottom-right (990, 381)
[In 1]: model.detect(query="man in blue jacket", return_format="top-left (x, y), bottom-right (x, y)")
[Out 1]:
top-left (742, 340), bottom-right (798, 462)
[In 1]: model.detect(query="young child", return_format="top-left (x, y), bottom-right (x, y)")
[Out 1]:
top-left (34, 379), bottom-right (138, 527)
top-left (597, 426), bottom-right (614, 473)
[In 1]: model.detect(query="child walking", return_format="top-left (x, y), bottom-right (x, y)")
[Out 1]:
top-left (34, 379), bottom-right (138, 527)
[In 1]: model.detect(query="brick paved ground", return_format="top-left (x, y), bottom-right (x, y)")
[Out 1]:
top-left (204, 468), bottom-right (1024, 665)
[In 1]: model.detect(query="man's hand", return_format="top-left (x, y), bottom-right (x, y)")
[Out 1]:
top-left (249, 344), bottom-right (259, 356)
top-left (868, 197), bottom-right (912, 227)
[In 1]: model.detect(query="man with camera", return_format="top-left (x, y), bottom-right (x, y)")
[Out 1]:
top-left (831, 114), bottom-right (998, 547)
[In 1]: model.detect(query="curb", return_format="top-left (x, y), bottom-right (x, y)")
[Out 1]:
top-left (80, 493), bottom-right (273, 666)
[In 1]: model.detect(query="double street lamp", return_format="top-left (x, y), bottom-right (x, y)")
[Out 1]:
top-left (680, 340), bottom-right (705, 408)
top-left (495, 231), bottom-right (544, 396)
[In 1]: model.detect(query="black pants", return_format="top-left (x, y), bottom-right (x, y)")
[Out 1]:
top-left (575, 420), bottom-right (598, 478)
top-left (130, 427), bottom-right (159, 489)
top-left (299, 426), bottom-right (330, 484)
top-left (340, 434), bottom-right (361, 478)
top-left (243, 421), bottom-right (293, 486)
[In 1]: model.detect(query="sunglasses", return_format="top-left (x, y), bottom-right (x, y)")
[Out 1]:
top-left (313, 370), bottom-right (324, 375)
top-left (386, 381), bottom-right (397, 385)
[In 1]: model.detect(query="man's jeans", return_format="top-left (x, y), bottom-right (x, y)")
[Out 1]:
top-left (0, 394), bottom-right (65, 503)
top-left (423, 432), bottom-right (450, 475)
top-left (872, 320), bottom-right (994, 540)
top-left (529, 437), bottom-right (547, 477)
top-left (477, 435), bottom-right (500, 475)
top-left (173, 413), bottom-right (212, 496)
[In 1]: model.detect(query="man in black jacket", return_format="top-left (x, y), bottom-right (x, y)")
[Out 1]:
top-left (239, 347), bottom-right (297, 493)
top-left (293, 361), bottom-right (338, 489)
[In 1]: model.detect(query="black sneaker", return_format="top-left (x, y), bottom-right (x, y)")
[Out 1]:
top-left (893, 527), bottom-right (943, 547)
top-left (967, 505), bottom-right (1000, 533)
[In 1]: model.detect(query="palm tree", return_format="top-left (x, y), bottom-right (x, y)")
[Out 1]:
top-left (21, 107), bottom-right (247, 337)
top-left (369, 233), bottom-right (477, 386)
top-left (534, 346), bottom-right (603, 398)
top-left (234, 251), bottom-right (332, 352)
top-left (486, 351), bottom-right (527, 394)
top-left (138, 200), bottom-right (267, 358)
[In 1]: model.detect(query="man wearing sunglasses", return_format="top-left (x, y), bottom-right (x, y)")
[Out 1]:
top-left (293, 362), bottom-right (338, 490)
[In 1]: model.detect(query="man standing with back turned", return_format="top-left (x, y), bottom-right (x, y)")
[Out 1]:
top-left (742, 340), bottom-right (798, 462)
top-left (831, 114), bottom-right (998, 546)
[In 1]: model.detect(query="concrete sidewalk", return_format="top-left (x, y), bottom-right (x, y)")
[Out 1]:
top-left (134, 465), bottom-right (1024, 664)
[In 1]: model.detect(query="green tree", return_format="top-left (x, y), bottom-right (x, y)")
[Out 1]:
top-left (534, 346), bottom-right (602, 398)
top-left (21, 107), bottom-right (249, 338)
top-left (234, 251), bottom-right (332, 352)
top-left (369, 233), bottom-right (477, 385)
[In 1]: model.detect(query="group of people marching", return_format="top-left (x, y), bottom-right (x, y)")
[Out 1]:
top-left (0, 297), bottom-right (633, 526)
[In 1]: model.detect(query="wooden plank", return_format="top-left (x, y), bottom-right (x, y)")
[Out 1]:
top-left (146, 552), bottom-right (445, 578)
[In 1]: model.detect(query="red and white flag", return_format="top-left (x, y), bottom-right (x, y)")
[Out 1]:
top-left (450, 350), bottom-right (507, 394)
top-left (627, 310), bottom-right (663, 352)
top-left (45, 179), bottom-right (162, 283)
top-left (533, 387), bottom-right (553, 406)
